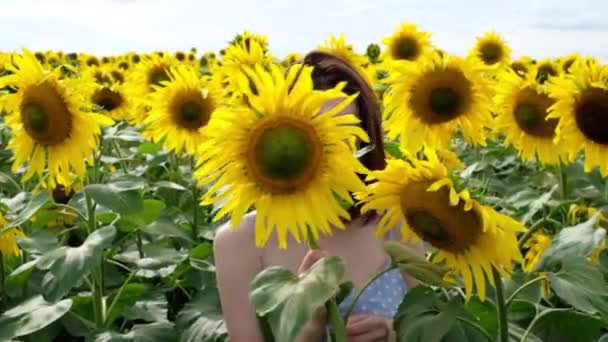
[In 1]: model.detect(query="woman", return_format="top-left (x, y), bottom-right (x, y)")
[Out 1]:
top-left (214, 51), bottom-right (423, 342)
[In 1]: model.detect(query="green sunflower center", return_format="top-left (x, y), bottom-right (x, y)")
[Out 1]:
top-left (429, 87), bottom-right (460, 117)
top-left (248, 119), bottom-right (322, 193)
top-left (575, 89), bottom-right (608, 145)
top-left (400, 181), bottom-right (482, 253)
top-left (21, 81), bottom-right (72, 145)
top-left (480, 43), bottom-right (501, 65)
top-left (256, 126), bottom-right (312, 180)
top-left (514, 90), bottom-right (557, 137)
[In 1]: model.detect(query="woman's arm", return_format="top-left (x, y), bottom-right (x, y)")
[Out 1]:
top-left (214, 222), bottom-right (266, 342)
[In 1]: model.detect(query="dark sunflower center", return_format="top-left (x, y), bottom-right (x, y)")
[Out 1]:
top-left (400, 181), bottom-right (482, 253)
top-left (511, 62), bottom-right (528, 77)
top-left (536, 65), bottom-right (557, 84)
top-left (132, 55), bottom-right (141, 63)
top-left (394, 38), bottom-right (418, 60)
top-left (563, 59), bottom-right (575, 73)
top-left (256, 126), bottom-right (312, 180)
top-left (118, 62), bottom-right (129, 70)
top-left (20, 81), bottom-right (72, 145)
top-left (93, 88), bottom-right (124, 112)
top-left (176, 52), bottom-right (186, 61)
top-left (575, 89), bottom-right (608, 144)
top-left (514, 89), bottom-right (557, 137)
top-left (480, 43), bottom-right (501, 64)
top-left (87, 58), bottom-right (99, 67)
top-left (170, 93), bottom-right (212, 131)
top-left (149, 68), bottom-right (170, 87)
top-left (111, 71), bottom-right (125, 84)
top-left (429, 87), bottom-right (460, 117)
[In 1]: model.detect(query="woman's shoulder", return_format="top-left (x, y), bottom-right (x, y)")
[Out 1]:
top-left (214, 211), bottom-right (258, 251)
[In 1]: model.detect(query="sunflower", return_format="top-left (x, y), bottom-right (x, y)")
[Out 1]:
top-left (195, 63), bottom-right (369, 248)
top-left (560, 53), bottom-right (580, 74)
top-left (127, 52), bottom-right (178, 123)
top-left (357, 150), bottom-right (526, 300)
top-left (78, 54), bottom-right (101, 69)
top-left (88, 83), bottom-right (133, 121)
top-left (318, 34), bottom-right (376, 87)
top-left (547, 60), bottom-right (608, 176)
top-left (0, 213), bottom-right (24, 258)
top-left (382, 22), bottom-right (433, 64)
top-left (469, 31), bottom-right (511, 69)
top-left (493, 69), bottom-right (567, 164)
top-left (522, 232), bottom-right (551, 272)
top-left (231, 30), bottom-right (270, 53)
top-left (510, 56), bottom-right (533, 78)
top-left (212, 38), bottom-right (272, 102)
top-left (144, 65), bottom-right (220, 155)
top-left (0, 49), bottom-right (114, 188)
top-left (535, 59), bottom-right (560, 84)
top-left (383, 54), bottom-right (492, 153)
top-left (568, 204), bottom-right (608, 227)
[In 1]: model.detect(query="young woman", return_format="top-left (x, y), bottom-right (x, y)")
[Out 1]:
top-left (214, 51), bottom-right (423, 342)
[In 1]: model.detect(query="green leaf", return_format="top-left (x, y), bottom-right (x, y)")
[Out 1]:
top-left (508, 322), bottom-right (542, 342)
top-left (122, 291), bottom-right (169, 323)
top-left (395, 295), bottom-right (460, 342)
top-left (250, 256), bottom-right (346, 342)
top-left (0, 295), bottom-right (72, 340)
top-left (36, 226), bottom-right (116, 301)
top-left (153, 181), bottom-right (186, 191)
top-left (107, 176), bottom-right (146, 191)
top-left (190, 242), bottom-right (213, 260)
top-left (106, 283), bottom-right (150, 326)
top-left (465, 297), bottom-right (498, 339)
top-left (535, 213), bottom-right (607, 271)
top-left (85, 184), bottom-right (144, 215)
top-left (507, 300), bottom-right (537, 324)
top-left (176, 286), bottom-right (228, 342)
top-left (60, 295), bottom-right (96, 337)
top-left (545, 257), bottom-right (608, 315)
top-left (384, 140), bottom-right (404, 159)
top-left (94, 323), bottom-right (177, 342)
top-left (503, 271), bottom-right (541, 304)
top-left (530, 309), bottom-right (606, 342)
top-left (143, 220), bottom-right (193, 244)
top-left (118, 200), bottom-right (166, 231)
top-left (2, 191), bottom-right (52, 231)
top-left (137, 141), bottom-right (162, 156)
top-left (384, 241), bottom-right (452, 287)
top-left (16, 229), bottom-right (59, 254)
top-left (5, 260), bottom-right (37, 297)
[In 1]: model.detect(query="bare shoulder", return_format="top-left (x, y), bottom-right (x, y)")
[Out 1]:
top-left (214, 211), bottom-right (258, 251)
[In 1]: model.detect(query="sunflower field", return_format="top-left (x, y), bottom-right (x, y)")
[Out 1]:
top-left (0, 23), bottom-right (607, 342)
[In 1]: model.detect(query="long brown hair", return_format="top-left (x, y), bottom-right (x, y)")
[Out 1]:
top-left (297, 51), bottom-right (386, 218)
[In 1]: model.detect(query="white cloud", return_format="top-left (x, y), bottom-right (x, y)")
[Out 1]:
top-left (0, 0), bottom-right (606, 60)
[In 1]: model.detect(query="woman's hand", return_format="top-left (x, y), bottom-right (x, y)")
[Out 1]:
top-left (346, 314), bottom-right (396, 342)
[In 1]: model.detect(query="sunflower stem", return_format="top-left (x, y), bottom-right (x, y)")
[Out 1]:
top-left (343, 265), bottom-right (398, 323)
top-left (190, 157), bottom-right (199, 241)
top-left (492, 267), bottom-right (509, 342)
top-left (0, 252), bottom-right (6, 313)
top-left (558, 163), bottom-right (568, 199)
top-left (86, 192), bottom-right (105, 328)
top-left (327, 298), bottom-right (347, 342)
top-left (111, 140), bottom-right (129, 174)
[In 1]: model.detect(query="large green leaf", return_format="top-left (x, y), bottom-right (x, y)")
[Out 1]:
top-left (545, 257), bottom-right (608, 315)
top-left (36, 226), bottom-right (117, 301)
top-left (394, 292), bottom-right (460, 342)
top-left (117, 199), bottom-right (166, 232)
top-left (122, 291), bottom-right (169, 323)
top-left (84, 184), bottom-right (144, 215)
top-left (535, 213), bottom-right (606, 271)
top-left (17, 229), bottom-right (60, 254)
top-left (384, 241), bottom-right (452, 287)
top-left (5, 260), bottom-right (37, 297)
top-left (1, 191), bottom-right (52, 231)
top-left (143, 220), bottom-right (194, 244)
top-left (176, 285), bottom-right (228, 342)
top-left (105, 283), bottom-right (150, 326)
top-left (94, 323), bottom-right (177, 342)
top-left (464, 297), bottom-right (498, 339)
top-left (249, 256), bottom-right (346, 342)
top-left (0, 295), bottom-right (72, 340)
top-left (530, 309), bottom-right (606, 342)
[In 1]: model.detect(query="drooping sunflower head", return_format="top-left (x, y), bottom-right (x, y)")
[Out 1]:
top-left (547, 61), bottom-right (608, 175)
top-left (522, 232), bottom-right (551, 272)
top-left (0, 212), bottom-right (25, 258)
top-left (383, 54), bottom-right (492, 152)
top-left (382, 22), bottom-right (433, 64)
top-left (358, 150), bottom-right (526, 300)
top-left (470, 31), bottom-right (511, 69)
top-left (535, 59), bottom-right (560, 84)
top-left (195, 63), bottom-right (370, 248)
top-left (318, 33), bottom-right (376, 87)
top-left (144, 65), bottom-right (221, 155)
top-left (0, 49), bottom-right (114, 187)
top-left (493, 69), bottom-right (566, 164)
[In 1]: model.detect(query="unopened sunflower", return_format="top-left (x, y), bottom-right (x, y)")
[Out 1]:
top-left (0, 213), bottom-right (25, 258)
top-left (0, 49), bottom-right (114, 188)
top-left (469, 31), bottom-right (511, 70)
top-left (383, 54), bottom-right (492, 153)
top-left (144, 65), bottom-right (221, 156)
top-left (382, 22), bottom-right (433, 64)
top-left (493, 68), bottom-right (567, 164)
top-left (195, 63), bottom-right (368, 248)
top-left (547, 60), bottom-right (608, 176)
top-left (358, 150), bottom-right (526, 300)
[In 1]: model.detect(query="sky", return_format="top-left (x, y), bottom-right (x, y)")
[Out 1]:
top-left (1, 0), bottom-right (607, 60)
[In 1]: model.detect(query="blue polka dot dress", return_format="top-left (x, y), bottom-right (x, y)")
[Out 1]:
top-left (337, 261), bottom-right (407, 318)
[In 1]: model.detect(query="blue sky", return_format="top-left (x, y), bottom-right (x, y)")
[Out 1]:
top-left (1, 0), bottom-right (607, 60)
